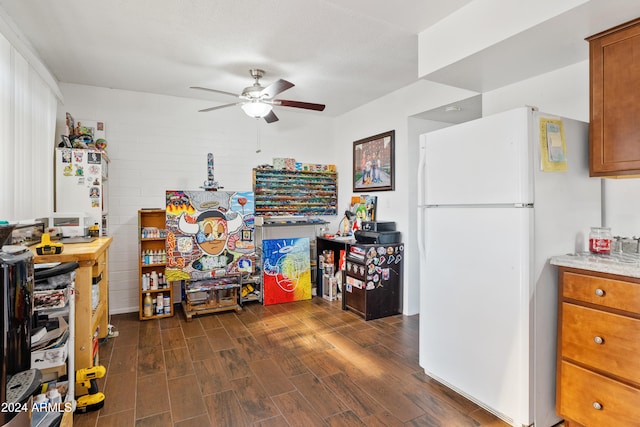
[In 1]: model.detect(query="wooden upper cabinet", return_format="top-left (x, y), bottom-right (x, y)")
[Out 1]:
top-left (588, 17), bottom-right (640, 177)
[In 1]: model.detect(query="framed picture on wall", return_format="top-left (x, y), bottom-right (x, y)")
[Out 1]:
top-left (353, 130), bottom-right (395, 192)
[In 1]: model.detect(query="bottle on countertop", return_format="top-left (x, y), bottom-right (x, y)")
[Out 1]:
top-left (589, 227), bottom-right (612, 254)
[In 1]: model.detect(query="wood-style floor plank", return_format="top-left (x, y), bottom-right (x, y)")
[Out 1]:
top-left (76, 299), bottom-right (521, 427)
top-left (167, 374), bottom-right (207, 422)
top-left (229, 376), bottom-right (281, 423)
top-left (271, 390), bottom-right (326, 426)
top-left (203, 389), bottom-right (250, 427)
top-left (135, 373), bottom-right (170, 420)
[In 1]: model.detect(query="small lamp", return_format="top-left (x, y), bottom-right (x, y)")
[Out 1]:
top-left (339, 210), bottom-right (356, 236)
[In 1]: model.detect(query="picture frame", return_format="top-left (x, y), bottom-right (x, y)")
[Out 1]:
top-left (353, 130), bottom-right (395, 192)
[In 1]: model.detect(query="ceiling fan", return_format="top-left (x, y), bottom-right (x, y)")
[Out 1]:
top-left (190, 69), bottom-right (326, 123)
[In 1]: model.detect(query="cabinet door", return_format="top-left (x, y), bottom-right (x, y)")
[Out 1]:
top-left (589, 19), bottom-right (640, 176)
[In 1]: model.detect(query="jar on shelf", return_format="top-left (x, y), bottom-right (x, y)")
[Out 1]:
top-left (589, 227), bottom-right (612, 254)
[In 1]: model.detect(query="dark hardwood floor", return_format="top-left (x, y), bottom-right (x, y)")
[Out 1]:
top-left (72, 298), bottom-right (534, 426)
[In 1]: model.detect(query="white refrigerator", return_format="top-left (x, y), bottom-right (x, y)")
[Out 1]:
top-left (416, 107), bottom-right (601, 427)
top-left (55, 148), bottom-right (109, 235)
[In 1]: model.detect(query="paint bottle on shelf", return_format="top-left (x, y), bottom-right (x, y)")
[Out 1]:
top-left (163, 294), bottom-right (171, 314)
top-left (143, 293), bottom-right (153, 317)
top-left (151, 271), bottom-right (159, 290)
top-left (156, 293), bottom-right (164, 315)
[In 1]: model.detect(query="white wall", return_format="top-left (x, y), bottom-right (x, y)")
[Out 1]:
top-left (483, 61), bottom-right (589, 121)
top-left (483, 61), bottom-right (640, 240)
top-left (58, 83), bottom-right (335, 313)
top-left (334, 79), bottom-right (477, 315)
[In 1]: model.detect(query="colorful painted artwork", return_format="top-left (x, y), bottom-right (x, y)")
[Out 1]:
top-left (165, 190), bottom-right (255, 282)
top-left (350, 195), bottom-right (377, 221)
top-left (262, 238), bottom-right (312, 305)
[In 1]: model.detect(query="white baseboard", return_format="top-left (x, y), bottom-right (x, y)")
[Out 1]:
top-left (109, 306), bottom-right (138, 315)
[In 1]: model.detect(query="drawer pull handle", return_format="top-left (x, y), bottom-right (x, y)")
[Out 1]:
top-left (594, 288), bottom-right (605, 297)
top-left (594, 336), bottom-right (604, 345)
top-left (593, 402), bottom-right (603, 411)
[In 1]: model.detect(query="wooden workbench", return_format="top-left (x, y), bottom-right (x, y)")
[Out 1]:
top-left (31, 237), bottom-right (112, 373)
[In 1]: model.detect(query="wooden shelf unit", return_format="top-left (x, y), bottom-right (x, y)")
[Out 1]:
top-left (138, 209), bottom-right (174, 320)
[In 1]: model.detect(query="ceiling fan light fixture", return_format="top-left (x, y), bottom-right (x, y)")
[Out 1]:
top-left (241, 101), bottom-right (273, 118)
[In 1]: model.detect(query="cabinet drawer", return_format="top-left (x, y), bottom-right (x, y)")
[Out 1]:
top-left (562, 271), bottom-right (640, 313)
top-left (561, 303), bottom-right (640, 383)
top-left (559, 361), bottom-right (640, 426)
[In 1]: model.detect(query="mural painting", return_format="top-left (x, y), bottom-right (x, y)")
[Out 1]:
top-left (262, 238), bottom-right (312, 305)
top-left (165, 190), bottom-right (255, 282)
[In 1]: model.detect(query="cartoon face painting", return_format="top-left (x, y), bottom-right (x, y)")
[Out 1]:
top-left (195, 211), bottom-right (229, 255)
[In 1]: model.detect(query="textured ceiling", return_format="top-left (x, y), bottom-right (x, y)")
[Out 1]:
top-left (0, 0), bottom-right (473, 116)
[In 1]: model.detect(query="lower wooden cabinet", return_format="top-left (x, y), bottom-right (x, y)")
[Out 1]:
top-left (556, 267), bottom-right (640, 426)
top-left (344, 243), bottom-right (403, 320)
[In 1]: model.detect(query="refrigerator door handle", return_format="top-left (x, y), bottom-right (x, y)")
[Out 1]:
top-left (417, 206), bottom-right (425, 260)
top-left (418, 138), bottom-right (426, 207)
top-left (417, 138), bottom-right (427, 259)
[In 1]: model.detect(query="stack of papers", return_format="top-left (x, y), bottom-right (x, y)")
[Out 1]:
top-left (31, 317), bottom-right (68, 352)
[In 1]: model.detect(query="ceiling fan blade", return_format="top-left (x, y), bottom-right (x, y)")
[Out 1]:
top-left (264, 110), bottom-right (279, 123)
top-left (198, 102), bottom-right (240, 112)
top-left (190, 86), bottom-right (239, 98)
top-left (259, 79), bottom-right (294, 98)
top-left (275, 99), bottom-right (326, 111)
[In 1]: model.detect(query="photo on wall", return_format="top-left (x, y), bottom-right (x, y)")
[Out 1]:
top-left (353, 130), bottom-right (395, 192)
top-left (261, 237), bottom-right (312, 305)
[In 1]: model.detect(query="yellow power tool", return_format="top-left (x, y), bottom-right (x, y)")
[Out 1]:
top-left (76, 365), bottom-right (106, 413)
top-left (35, 233), bottom-right (63, 255)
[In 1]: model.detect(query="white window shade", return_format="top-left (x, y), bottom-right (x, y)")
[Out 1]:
top-left (0, 31), bottom-right (57, 221)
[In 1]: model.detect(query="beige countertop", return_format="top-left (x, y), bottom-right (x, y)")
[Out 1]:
top-left (551, 252), bottom-right (640, 278)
